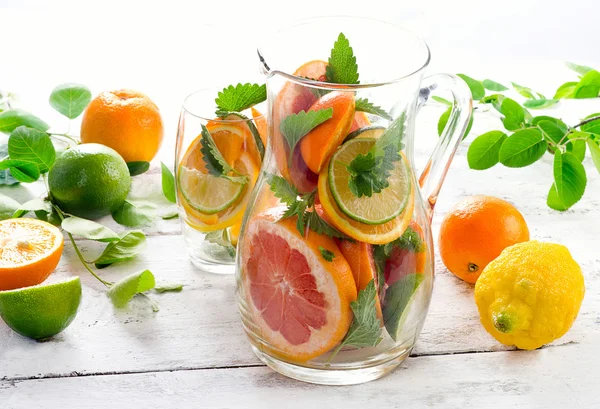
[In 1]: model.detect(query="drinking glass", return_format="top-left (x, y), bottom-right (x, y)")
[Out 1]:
top-left (235, 17), bottom-right (472, 384)
top-left (175, 88), bottom-right (266, 274)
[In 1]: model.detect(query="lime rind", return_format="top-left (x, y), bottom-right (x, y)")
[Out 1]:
top-left (329, 138), bottom-right (411, 225)
top-left (343, 125), bottom-right (386, 142)
top-left (178, 166), bottom-right (245, 215)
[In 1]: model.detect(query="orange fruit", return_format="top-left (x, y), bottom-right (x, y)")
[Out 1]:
top-left (81, 89), bottom-right (164, 163)
top-left (241, 211), bottom-right (356, 362)
top-left (299, 92), bottom-right (355, 174)
top-left (251, 107), bottom-right (267, 147)
top-left (0, 218), bottom-right (64, 291)
top-left (439, 195), bottom-right (530, 284)
top-left (317, 156), bottom-right (415, 245)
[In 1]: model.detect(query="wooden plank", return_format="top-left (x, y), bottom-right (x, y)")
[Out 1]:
top-left (2, 341), bottom-right (599, 409)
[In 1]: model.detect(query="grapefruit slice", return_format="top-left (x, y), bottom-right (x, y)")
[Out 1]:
top-left (384, 221), bottom-right (427, 286)
top-left (241, 213), bottom-right (357, 362)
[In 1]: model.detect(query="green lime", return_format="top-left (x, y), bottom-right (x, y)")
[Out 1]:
top-left (178, 166), bottom-right (245, 214)
top-left (343, 125), bottom-right (386, 142)
top-left (0, 277), bottom-right (82, 340)
top-left (48, 143), bottom-right (131, 220)
top-left (329, 138), bottom-right (411, 225)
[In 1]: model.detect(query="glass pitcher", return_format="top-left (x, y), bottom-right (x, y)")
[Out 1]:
top-left (236, 17), bottom-right (472, 385)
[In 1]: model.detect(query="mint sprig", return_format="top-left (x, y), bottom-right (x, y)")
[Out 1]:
top-left (355, 98), bottom-right (392, 121)
top-left (280, 109), bottom-right (333, 161)
top-left (199, 124), bottom-right (247, 184)
top-left (205, 229), bottom-right (236, 258)
top-left (326, 33), bottom-right (359, 85)
top-left (318, 246), bottom-right (335, 262)
top-left (215, 83), bottom-right (266, 116)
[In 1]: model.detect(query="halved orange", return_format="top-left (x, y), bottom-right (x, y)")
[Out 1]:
top-left (241, 211), bottom-right (356, 362)
top-left (0, 218), bottom-right (64, 291)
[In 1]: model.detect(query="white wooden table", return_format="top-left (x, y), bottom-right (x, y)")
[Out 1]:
top-left (1, 5), bottom-right (600, 408)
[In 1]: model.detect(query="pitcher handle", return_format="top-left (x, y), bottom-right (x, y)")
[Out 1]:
top-left (416, 74), bottom-right (472, 221)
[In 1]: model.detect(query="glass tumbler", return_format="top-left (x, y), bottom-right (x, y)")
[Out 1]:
top-left (175, 88), bottom-right (266, 274)
top-left (235, 17), bottom-right (472, 384)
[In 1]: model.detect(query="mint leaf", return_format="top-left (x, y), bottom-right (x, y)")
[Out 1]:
top-left (0, 109), bottom-right (49, 134)
top-left (266, 173), bottom-right (299, 205)
top-left (215, 83), bottom-right (266, 114)
top-left (304, 209), bottom-right (347, 239)
top-left (0, 158), bottom-right (39, 183)
top-left (523, 99), bottom-right (558, 109)
top-left (482, 79), bottom-right (509, 91)
top-left (548, 151), bottom-right (586, 211)
top-left (49, 83), bottom-right (92, 119)
top-left (554, 82), bottom-right (578, 99)
top-left (205, 229), bottom-right (236, 258)
top-left (107, 270), bottom-right (155, 308)
top-left (318, 246), bottom-right (335, 262)
top-left (355, 98), bottom-right (392, 120)
top-left (112, 199), bottom-right (157, 227)
top-left (335, 280), bottom-right (382, 351)
top-left (431, 96), bottom-right (452, 106)
top-left (126, 161), bottom-right (150, 176)
top-left (154, 284), bottom-right (183, 293)
top-left (12, 198), bottom-right (52, 218)
top-left (94, 231), bottom-right (147, 268)
top-left (8, 126), bottom-right (55, 173)
top-left (61, 216), bottom-right (120, 242)
top-left (499, 128), bottom-right (547, 168)
top-left (574, 70), bottom-right (600, 98)
top-left (326, 33), bottom-right (359, 84)
top-left (500, 98), bottom-right (525, 131)
top-left (383, 273), bottom-right (424, 341)
top-left (279, 108), bottom-right (333, 162)
top-left (200, 124), bottom-right (234, 177)
top-left (467, 130), bottom-right (507, 170)
top-left (347, 146), bottom-right (400, 197)
top-left (457, 74), bottom-right (484, 100)
top-left (586, 139), bottom-right (600, 174)
top-left (566, 62), bottom-right (594, 76)
top-left (0, 193), bottom-right (20, 220)
top-left (161, 162), bottom-right (176, 203)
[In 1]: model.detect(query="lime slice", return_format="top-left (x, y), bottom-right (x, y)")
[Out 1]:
top-left (178, 166), bottom-right (245, 215)
top-left (329, 138), bottom-right (411, 225)
top-left (0, 277), bottom-right (82, 340)
top-left (343, 125), bottom-right (386, 142)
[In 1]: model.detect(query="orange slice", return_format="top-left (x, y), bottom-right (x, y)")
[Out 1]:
top-left (0, 218), bottom-right (64, 291)
top-left (241, 212), bottom-right (356, 362)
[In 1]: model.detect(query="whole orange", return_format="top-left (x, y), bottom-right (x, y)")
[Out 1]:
top-left (439, 195), bottom-right (529, 284)
top-left (80, 89), bottom-right (164, 162)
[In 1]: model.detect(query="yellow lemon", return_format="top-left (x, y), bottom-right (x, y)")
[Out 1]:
top-left (475, 241), bottom-right (584, 350)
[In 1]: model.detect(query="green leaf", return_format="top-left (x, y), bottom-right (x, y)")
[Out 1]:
top-left (437, 107), bottom-right (474, 138)
top-left (326, 33), bottom-right (359, 84)
top-left (537, 120), bottom-right (567, 146)
top-left (111, 199), bottom-right (157, 227)
top-left (580, 113), bottom-right (600, 134)
top-left (12, 198), bottom-right (52, 218)
top-left (280, 108), bottom-right (333, 162)
top-left (215, 83), bottom-right (266, 114)
top-left (431, 96), bottom-right (452, 106)
top-left (304, 210), bottom-right (348, 239)
top-left (531, 116), bottom-right (567, 128)
top-left (94, 231), bottom-right (147, 268)
top-left (49, 83), bottom-right (92, 119)
top-left (586, 139), bottom-right (600, 174)
top-left (0, 193), bottom-right (20, 220)
top-left (383, 273), bottom-right (424, 340)
top-left (61, 216), bottom-right (120, 242)
top-left (354, 98), bottom-right (392, 120)
top-left (0, 109), bottom-right (49, 134)
top-left (499, 128), bottom-right (547, 168)
top-left (107, 270), bottom-right (155, 308)
top-left (456, 74), bottom-right (485, 100)
top-left (467, 131), bottom-right (507, 170)
top-left (574, 70), bottom-right (600, 98)
top-left (500, 98), bottom-right (525, 131)
top-left (523, 99), bottom-right (558, 109)
top-left (205, 229), bottom-right (236, 258)
top-left (566, 62), bottom-right (594, 76)
top-left (161, 162), bottom-right (176, 203)
top-left (126, 161), bottom-right (150, 176)
top-left (199, 124), bottom-right (246, 184)
top-left (0, 144), bottom-right (18, 185)
top-left (548, 151), bottom-right (586, 211)
top-left (318, 246), bottom-right (335, 262)
top-left (0, 159), bottom-right (40, 182)
top-left (266, 173), bottom-right (299, 205)
top-left (511, 82), bottom-right (538, 99)
top-left (554, 82), bottom-right (578, 99)
top-left (336, 280), bottom-right (382, 350)
top-left (159, 206), bottom-right (179, 220)
top-left (482, 79), bottom-right (509, 91)
top-left (8, 126), bottom-right (55, 173)
top-left (154, 284), bottom-right (183, 293)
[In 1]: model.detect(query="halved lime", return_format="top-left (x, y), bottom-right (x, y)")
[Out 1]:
top-left (0, 277), bottom-right (82, 340)
top-left (343, 125), bottom-right (386, 142)
top-left (178, 166), bottom-right (245, 215)
top-left (329, 138), bottom-right (411, 225)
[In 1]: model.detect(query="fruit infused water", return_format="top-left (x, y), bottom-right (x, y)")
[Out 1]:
top-left (236, 18), bottom-right (472, 385)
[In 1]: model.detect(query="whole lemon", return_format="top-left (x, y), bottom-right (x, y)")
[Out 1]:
top-left (475, 241), bottom-right (584, 350)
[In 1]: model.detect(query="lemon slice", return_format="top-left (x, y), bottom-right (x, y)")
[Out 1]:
top-left (179, 167), bottom-right (245, 214)
top-left (329, 138), bottom-right (411, 225)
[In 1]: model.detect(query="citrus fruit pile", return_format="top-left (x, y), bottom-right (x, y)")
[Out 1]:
top-left (239, 60), bottom-right (428, 363)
